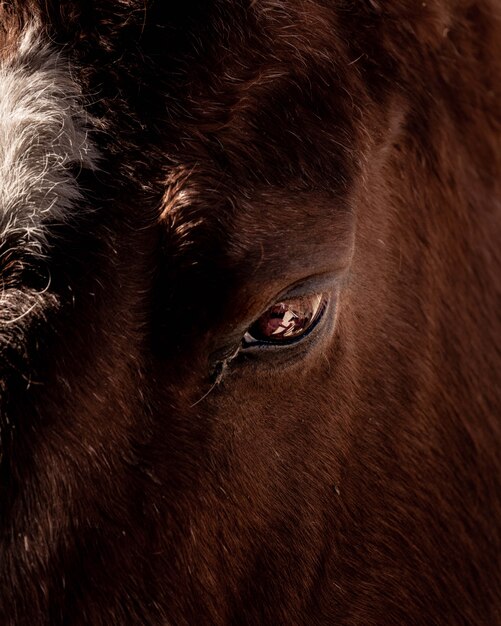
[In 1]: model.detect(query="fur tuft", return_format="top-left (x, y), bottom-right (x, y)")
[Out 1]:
top-left (0, 24), bottom-right (97, 259)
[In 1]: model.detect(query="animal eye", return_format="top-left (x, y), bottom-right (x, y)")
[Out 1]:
top-left (243, 293), bottom-right (327, 346)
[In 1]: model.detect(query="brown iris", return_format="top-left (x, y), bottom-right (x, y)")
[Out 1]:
top-left (244, 293), bottom-right (327, 344)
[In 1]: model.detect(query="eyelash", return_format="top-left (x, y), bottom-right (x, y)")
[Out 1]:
top-left (205, 289), bottom-right (337, 389)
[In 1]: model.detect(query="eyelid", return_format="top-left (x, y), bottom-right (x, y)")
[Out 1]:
top-left (209, 273), bottom-right (341, 365)
top-left (242, 293), bottom-right (329, 349)
top-left (238, 273), bottom-right (339, 348)
top-left (257, 271), bottom-right (341, 313)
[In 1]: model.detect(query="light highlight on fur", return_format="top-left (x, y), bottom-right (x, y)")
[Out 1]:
top-left (0, 25), bottom-right (97, 258)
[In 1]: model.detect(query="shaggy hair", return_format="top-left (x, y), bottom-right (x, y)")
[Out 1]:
top-left (0, 1), bottom-right (500, 625)
top-left (0, 22), bottom-right (97, 258)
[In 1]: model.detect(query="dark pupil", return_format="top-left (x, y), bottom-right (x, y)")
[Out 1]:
top-left (249, 295), bottom-right (324, 342)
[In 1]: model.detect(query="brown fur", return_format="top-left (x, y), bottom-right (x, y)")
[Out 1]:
top-left (0, 1), bottom-right (500, 624)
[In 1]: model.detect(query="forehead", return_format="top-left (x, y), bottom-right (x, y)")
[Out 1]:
top-left (151, 5), bottom-right (366, 281)
top-left (163, 13), bottom-right (361, 183)
top-left (0, 2), bottom-right (366, 291)
top-left (161, 165), bottom-right (355, 280)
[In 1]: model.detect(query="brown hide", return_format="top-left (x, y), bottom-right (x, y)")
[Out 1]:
top-left (0, 1), bottom-right (500, 624)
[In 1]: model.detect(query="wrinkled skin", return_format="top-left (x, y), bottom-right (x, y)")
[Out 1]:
top-left (0, 1), bottom-right (500, 625)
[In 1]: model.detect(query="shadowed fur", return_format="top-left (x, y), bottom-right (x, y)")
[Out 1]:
top-left (0, 1), bottom-right (500, 625)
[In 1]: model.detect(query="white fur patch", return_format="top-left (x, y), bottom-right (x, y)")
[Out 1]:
top-left (0, 25), bottom-right (98, 258)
